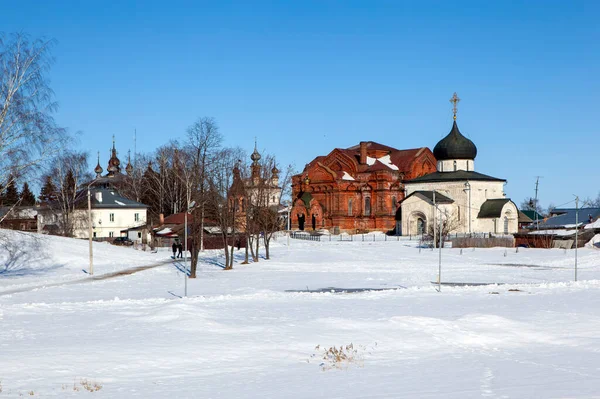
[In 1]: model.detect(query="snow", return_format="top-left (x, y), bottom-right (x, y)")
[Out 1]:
top-left (529, 229), bottom-right (578, 236)
top-left (376, 154), bottom-right (399, 170)
top-left (155, 227), bottom-right (172, 235)
top-left (2, 229), bottom-right (600, 397)
top-left (585, 218), bottom-right (600, 229)
top-left (585, 234), bottom-right (600, 248)
top-left (342, 171), bottom-right (355, 180)
top-left (365, 155), bottom-right (399, 170)
top-left (114, 200), bottom-right (126, 206)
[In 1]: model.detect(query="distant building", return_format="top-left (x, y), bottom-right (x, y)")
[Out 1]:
top-left (0, 206), bottom-right (38, 232)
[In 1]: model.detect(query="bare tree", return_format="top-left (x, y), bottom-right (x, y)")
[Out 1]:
top-left (186, 117), bottom-right (222, 254)
top-left (520, 197), bottom-right (543, 214)
top-left (205, 147), bottom-right (244, 270)
top-left (0, 33), bottom-right (67, 188)
top-left (426, 210), bottom-right (460, 248)
top-left (44, 151), bottom-right (91, 236)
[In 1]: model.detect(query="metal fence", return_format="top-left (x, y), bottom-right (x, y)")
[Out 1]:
top-left (287, 231), bottom-right (515, 243)
top-left (289, 232), bottom-right (412, 242)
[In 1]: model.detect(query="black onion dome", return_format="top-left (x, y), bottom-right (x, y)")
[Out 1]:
top-left (433, 121), bottom-right (477, 160)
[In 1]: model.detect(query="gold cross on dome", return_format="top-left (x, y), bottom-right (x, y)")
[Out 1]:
top-left (450, 92), bottom-right (460, 120)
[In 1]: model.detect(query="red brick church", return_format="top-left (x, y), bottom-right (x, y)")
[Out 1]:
top-left (291, 141), bottom-right (436, 232)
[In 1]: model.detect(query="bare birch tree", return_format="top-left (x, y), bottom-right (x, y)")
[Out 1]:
top-left (187, 117), bottom-right (222, 254)
top-left (0, 33), bottom-right (67, 187)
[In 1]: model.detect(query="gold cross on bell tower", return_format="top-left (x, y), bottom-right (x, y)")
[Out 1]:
top-left (449, 92), bottom-right (460, 120)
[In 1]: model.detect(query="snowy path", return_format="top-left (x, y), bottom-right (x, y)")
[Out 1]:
top-left (0, 259), bottom-right (172, 296)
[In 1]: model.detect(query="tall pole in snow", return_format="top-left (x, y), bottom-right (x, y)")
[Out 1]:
top-left (433, 191), bottom-right (436, 251)
top-left (87, 187), bottom-right (94, 276)
top-left (574, 195), bottom-right (579, 282)
top-left (184, 210), bottom-right (188, 297)
top-left (438, 208), bottom-right (443, 292)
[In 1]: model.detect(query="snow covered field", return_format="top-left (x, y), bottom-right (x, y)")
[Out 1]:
top-left (1, 230), bottom-right (600, 398)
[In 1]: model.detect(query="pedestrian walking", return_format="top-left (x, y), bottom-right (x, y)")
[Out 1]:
top-left (177, 242), bottom-right (183, 258)
top-left (171, 241), bottom-right (177, 258)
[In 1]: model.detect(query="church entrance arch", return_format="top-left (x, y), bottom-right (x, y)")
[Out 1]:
top-left (410, 211), bottom-right (427, 236)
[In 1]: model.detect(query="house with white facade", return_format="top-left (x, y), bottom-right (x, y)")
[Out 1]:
top-left (38, 139), bottom-right (149, 242)
top-left (399, 94), bottom-right (518, 236)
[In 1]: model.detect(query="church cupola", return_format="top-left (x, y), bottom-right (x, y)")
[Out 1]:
top-left (125, 150), bottom-right (133, 175)
top-left (271, 164), bottom-right (279, 186)
top-left (251, 139), bottom-right (261, 182)
top-left (106, 135), bottom-right (122, 176)
top-left (433, 93), bottom-right (477, 172)
top-left (94, 152), bottom-right (103, 178)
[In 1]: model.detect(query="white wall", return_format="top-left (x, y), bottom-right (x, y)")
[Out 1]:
top-left (73, 208), bottom-right (147, 239)
top-left (437, 159), bottom-right (474, 172)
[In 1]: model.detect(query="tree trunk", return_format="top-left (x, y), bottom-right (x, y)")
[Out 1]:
top-left (222, 232), bottom-right (230, 269)
top-left (249, 235), bottom-right (256, 262)
top-left (254, 233), bottom-right (260, 262)
top-left (190, 247), bottom-right (198, 278)
top-left (242, 231), bottom-right (250, 264)
top-left (264, 236), bottom-right (270, 260)
top-left (200, 204), bottom-right (205, 251)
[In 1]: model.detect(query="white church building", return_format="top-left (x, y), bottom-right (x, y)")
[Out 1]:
top-left (400, 94), bottom-right (518, 236)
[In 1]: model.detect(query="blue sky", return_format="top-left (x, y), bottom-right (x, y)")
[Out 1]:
top-left (2, 1), bottom-right (598, 207)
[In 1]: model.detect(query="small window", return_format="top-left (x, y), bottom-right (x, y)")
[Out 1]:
top-left (137, 232), bottom-right (142, 238)
top-left (110, 213), bottom-right (115, 222)
top-left (134, 213), bottom-right (139, 222)
top-left (453, 160), bottom-right (457, 171)
top-left (365, 197), bottom-right (371, 216)
top-left (109, 231), bottom-right (114, 238)
top-left (93, 232), bottom-right (97, 238)
top-left (348, 199), bottom-right (353, 216)
top-left (392, 196), bottom-right (397, 209)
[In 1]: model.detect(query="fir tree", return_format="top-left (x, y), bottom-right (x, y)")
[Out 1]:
top-left (20, 182), bottom-right (37, 206)
top-left (39, 175), bottom-right (58, 204)
top-left (3, 178), bottom-right (19, 206)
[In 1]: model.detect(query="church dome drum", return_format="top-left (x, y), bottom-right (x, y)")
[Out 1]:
top-left (433, 121), bottom-right (477, 160)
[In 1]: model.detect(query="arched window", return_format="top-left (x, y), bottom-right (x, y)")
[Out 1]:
top-left (348, 199), bottom-right (353, 216)
top-left (453, 160), bottom-right (457, 171)
top-left (365, 197), bottom-right (371, 216)
top-left (392, 196), bottom-right (397, 209)
top-left (504, 216), bottom-right (509, 234)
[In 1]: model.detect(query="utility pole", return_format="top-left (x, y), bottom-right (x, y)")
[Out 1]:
top-left (433, 191), bottom-right (436, 251)
top-left (534, 176), bottom-right (542, 230)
